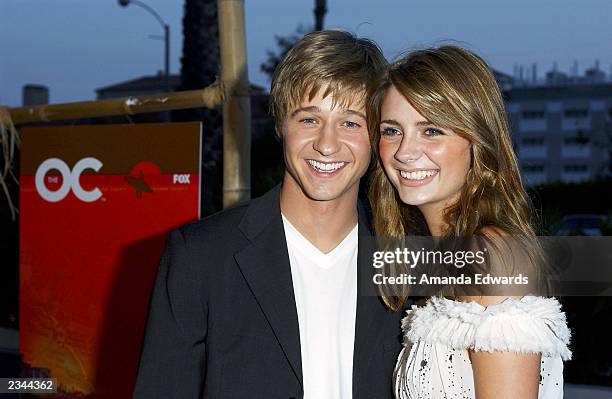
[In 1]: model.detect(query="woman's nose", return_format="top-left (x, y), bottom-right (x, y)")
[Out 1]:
top-left (394, 133), bottom-right (422, 163)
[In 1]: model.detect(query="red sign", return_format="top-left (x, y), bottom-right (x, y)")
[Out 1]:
top-left (19, 122), bottom-right (202, 397)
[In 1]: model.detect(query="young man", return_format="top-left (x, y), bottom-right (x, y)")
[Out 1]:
top-left (134, 30), bottom-right (402, 399)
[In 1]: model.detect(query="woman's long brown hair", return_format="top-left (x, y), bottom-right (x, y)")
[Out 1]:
top-left (367, 46), bottom-right (544, 311)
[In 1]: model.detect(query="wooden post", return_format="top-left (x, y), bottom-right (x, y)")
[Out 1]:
top-left (6, 85), bottom-right (223, 125)
top-left (218, 0), bottom-right (251, 208)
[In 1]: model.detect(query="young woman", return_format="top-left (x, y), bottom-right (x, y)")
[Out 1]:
top-left (367, 46), bottom-right (571, 399)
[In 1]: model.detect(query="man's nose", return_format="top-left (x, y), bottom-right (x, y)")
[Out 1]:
top-left (313, 122), bottom-right (341, 156)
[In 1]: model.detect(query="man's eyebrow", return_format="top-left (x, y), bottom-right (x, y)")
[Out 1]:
top-left (290, 106), bottom-right (320, 117)
top-left (340, 109), bottom-right (366, 120)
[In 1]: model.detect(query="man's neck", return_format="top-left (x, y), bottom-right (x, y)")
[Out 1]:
top-left (279, 176), bottom-right (359, 254)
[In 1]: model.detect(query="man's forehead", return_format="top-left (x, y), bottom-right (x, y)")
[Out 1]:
top-left (288, 90), bottom-right (366, 114)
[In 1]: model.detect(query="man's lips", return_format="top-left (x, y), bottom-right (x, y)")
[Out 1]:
top-left (306, 159), bottom-right (348, 174)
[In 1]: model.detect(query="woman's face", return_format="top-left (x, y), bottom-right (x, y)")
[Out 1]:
top-left (378, 86), bottom-right (471, 213)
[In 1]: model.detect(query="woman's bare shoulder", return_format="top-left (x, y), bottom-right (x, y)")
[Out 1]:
top-left (477, 225), bottom-right (510, 237)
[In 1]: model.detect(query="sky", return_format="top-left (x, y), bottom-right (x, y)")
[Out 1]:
top-left (1, 0), bottom-right (611, 107)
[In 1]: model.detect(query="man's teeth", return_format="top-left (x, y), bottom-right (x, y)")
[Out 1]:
top-left (400, 170), bottom-right (438, 180)
top-left (307, 160), bottom-right (346, 172)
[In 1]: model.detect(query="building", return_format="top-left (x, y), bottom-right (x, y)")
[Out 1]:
top-left (95, 73), bottom-right (181, 100)
top-left (94, 73), bottom-right (272, 134)
top-left (493, 70), bottom-right (514, 92)
top-left (95, 72), bottom-right (269, 116)
top-left (22, 84), bottom-right (49, 106)
top-left (505, 68), bottom-right (612, 186)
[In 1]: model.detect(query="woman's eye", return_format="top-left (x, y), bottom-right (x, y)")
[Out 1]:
top-left (343, 120), bottom-right (361, 129)
top-left (423, 127), bottom-right (445, 137)
top-left (381, 127), bottom-right (401, 136)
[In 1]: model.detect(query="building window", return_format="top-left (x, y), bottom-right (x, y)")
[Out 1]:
top-left (564, 136), bottom-right (589, 145)
top-left (523, 164), bottom-right (544, 173)
top-left (564, 164), bottom-right (588, 172)
top-left (522, 110), bottom-right (546, 119)
top-left (522, 137), bottom-right (545, 146)
top-left (564, 109), bottom-right (588, 118)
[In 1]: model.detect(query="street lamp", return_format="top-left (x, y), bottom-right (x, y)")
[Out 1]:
top-left (118, 0), bottom-right (170, 92)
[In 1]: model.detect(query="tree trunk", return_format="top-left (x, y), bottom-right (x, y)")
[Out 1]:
top-left (174, 0), bottom-right (223, 215)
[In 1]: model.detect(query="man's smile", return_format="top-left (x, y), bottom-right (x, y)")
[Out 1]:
top-left (306, 159), bottom-right (348, 174)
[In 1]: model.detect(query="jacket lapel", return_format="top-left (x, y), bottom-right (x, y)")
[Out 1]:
top-left (233, 188), bottom-right (391, 394)
top-left (233, 186), bottom-right (303, 386)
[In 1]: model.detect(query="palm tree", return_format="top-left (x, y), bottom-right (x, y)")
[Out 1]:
top-left (174, 0), bottom-right (223, 215)
top-left (314, 0), bottom-right (327, 31)
top-left (261, 0), bottom-right (328, 81)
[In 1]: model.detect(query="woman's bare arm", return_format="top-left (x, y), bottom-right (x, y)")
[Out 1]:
top-left (470, 347), bottom-right (541, 399)
top-left (459, 295), bottom-right (541, 399)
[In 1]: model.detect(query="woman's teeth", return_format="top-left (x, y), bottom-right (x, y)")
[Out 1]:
top-left (400, 170), bottom-right (438, 180)
top-left (308, 160), bottom-right (346, 172)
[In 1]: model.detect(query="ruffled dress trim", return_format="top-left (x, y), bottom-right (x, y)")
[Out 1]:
top-left (402, 296), bottom-right (572, 360)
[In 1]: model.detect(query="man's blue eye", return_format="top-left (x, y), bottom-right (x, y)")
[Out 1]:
top-left (301, 118), bottom-right (316, 124)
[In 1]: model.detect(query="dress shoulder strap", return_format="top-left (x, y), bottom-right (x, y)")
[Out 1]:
top-left (401, 296), bottom-right (572, 360)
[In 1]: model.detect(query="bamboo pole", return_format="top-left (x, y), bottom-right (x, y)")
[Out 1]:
top-left (218, 0), bottom-right (251, 208)
top-left (6, 82), bottom-right (223, 125)
top-left (0, 107), bottom-right (20, 221)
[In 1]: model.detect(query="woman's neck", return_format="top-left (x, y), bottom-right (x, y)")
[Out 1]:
top-left (420, 207), bottom-right (446, 236)
top-left (418, 198), bottom-right (456, 236)
top-left (418, 190), bottom-right (465, 236)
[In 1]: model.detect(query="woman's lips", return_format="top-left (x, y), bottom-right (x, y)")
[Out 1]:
top-left (398, 169), bottom-right (439, 186)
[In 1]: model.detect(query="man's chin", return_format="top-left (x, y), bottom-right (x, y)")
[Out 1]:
top-left (306, 193), bottom-right (340, 202)
top-left (283, 172), bottom-right (360, 203)
top-left (301, 185), bottom-right (353, 203)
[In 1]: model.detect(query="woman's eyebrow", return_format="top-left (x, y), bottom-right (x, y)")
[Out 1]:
top-left (381, 119), bottom-right (402, 126)
top-left (415, 120), bottom-right (434, 127)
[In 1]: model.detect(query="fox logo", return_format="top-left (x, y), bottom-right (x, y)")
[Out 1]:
top-left (173, 174), bottom-right (191, 184)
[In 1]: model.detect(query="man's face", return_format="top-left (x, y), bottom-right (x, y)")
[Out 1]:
top-left (279, 88), bottom-right (371, 203)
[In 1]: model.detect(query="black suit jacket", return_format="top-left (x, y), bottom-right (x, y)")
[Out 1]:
top-left (133, 186), bottom-right (403, 398)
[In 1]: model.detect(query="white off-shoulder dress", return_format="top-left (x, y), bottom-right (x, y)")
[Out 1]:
top-left (395, 296), bottom-right (572, 399)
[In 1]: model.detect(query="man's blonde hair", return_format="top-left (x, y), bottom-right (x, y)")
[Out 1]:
top-left (270, 30), bottom-right (386, 132)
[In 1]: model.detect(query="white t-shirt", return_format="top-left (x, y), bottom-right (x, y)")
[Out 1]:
top-left (282, 214), bottom-right (358, 399)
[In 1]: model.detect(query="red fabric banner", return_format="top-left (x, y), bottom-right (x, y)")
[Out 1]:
top-left (19, 122), bottom-right (202, 397)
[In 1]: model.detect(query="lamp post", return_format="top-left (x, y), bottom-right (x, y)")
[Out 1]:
top-left (118, 0), bottom-right (170, 92)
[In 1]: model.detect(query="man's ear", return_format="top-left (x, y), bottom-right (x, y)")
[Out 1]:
top-left (275, 127), bottom-right (283, 143)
